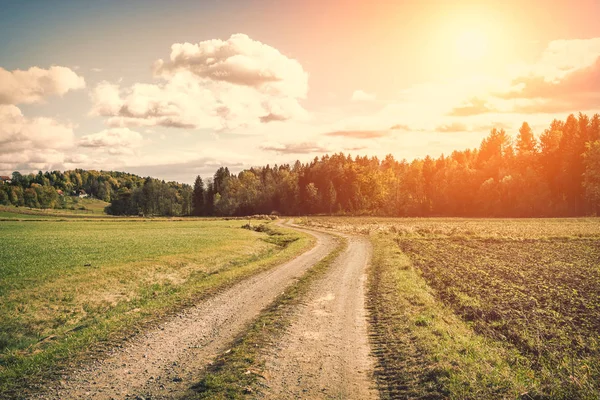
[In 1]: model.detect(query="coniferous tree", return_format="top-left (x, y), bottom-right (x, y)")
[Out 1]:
top-left (192, 175), bottom-right (205, 216)
top-left (205, 181), bottom-right (215, 216)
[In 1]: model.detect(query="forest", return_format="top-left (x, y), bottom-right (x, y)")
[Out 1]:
top-left (1, 112), bottom-right (599, 217)
top-left (191, 112), bottom-right (600, 217)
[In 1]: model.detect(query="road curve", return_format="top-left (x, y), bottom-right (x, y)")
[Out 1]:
top-left (260, 232), bottom-right (379, 399)
top-left (36, 223), bottom-right (336, 400)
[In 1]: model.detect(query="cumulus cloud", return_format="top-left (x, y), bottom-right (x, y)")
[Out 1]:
top-left (0, 104), bottom-right (78, 171)
top-left (531, 38), bottom-right (600, 80)
top-left (0, 65), bottom-right (86, 173)
top-left (91, 75), bottom-right (220, 130)
top-left (153, 34), bottom-right (308, 98)
top-left (506, 57), bottom-right (600, 99)
top-left (91, 34), bottom-right (309, 131)
top-left (0, 105), bottom-right (74, 154)
top-left (428, 37), bottom-right (600, 117)
top-left (498, 56), bottom-right (600, 112)
top-left (0, 66), bottom-right (85, 105)
top-left (323, 130), bottom-right (390, 139)
top-left (260, 141), bottom-right (329, 154)
top-left (79, 128), bottom-right (144, 155)
top-left (90, 81), bottom-right (123, 116)
top-left (454, 37), bottom-right (600, 115)
top-left (64, 154), bottom-right (90, 164)
top-left (351, 90), bottom-right (376, 102)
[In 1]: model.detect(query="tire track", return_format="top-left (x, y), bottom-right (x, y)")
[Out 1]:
top-left (259, 233), bottom-right (379, 399)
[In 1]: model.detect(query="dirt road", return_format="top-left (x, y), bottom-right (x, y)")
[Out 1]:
top-left (260, 234), bottom-right (379, 399)
top-left (37, 225), bottom-right (336, 400)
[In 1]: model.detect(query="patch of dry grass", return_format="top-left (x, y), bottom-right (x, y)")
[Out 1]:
top-left (302, 216), bottom-right (600, 239)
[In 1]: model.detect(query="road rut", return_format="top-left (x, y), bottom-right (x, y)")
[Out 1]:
top-left (260, 233), bottom-right (379, 399)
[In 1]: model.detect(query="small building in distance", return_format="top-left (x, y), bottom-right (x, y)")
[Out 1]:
top-left (0, 175), bottom-right (11, 184)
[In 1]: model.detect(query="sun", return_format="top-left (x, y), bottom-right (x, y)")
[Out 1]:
top-left (455, 28), bottom-right (489, 62)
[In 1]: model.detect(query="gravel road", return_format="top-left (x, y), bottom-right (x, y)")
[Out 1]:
top-left (36, 224), bottom-right (335, 400)
top-left (259, 233), bottom-right (379, 399)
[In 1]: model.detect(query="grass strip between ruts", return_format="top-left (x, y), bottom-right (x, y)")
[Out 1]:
top-left (187, 231), bottom-right (347, 399)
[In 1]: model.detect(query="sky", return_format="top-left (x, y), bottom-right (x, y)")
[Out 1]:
top-left (1, 0), bottom-right (600, 184)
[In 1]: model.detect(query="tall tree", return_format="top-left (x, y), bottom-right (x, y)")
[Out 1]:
top-left (516, 122), bottom-right (537, 155)
top-left (192, 175), bottom-right (205, 216)
top-left (205, 181), bottom-right (215, 216)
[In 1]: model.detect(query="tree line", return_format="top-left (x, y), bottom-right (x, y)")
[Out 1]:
top-left (105, 177), bottom-right (193, 216)
top-left (0, 169), bottom-right (144, 209)
top-left (2, 112), bottom-right (599, 217)
top-left (191, 113), bottom-right (600, 217)
top-left (0, 169), bottom-right (193, 216)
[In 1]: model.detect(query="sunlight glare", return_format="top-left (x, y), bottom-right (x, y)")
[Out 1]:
top-left (455, 28), bottom-right (488, 62)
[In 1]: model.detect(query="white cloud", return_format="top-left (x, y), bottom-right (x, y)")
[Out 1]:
top-left (531, 38), bottom-right (600, 81)
top-left (0, 65), bottom-right (86, 173)
top-left (91, 34), bottom-right (309, 132)
top-left (90, 81), bottom-right (123, 117)
top-left (0, 66), bottom-right (85, 105)
top-left (79, 128), bottom-right (144, 155)
top-left (0, 105), bottom-right (74, 154)
top-left (493, 38), bottom-right (600, 113)
top-left (342, 37), bottom-right (600, 131)
top-left (0, 104), bottom-right (77, 171)
top-left (154, 33), bottom-right (308, 98)
top-left (351, 90), bottom-right (376, 102)
top-left (64, 154), bottom-right (90, 164)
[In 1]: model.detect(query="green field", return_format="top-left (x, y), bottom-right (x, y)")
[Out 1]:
top-left (0, 197), bottom-right (110, 219)
top-left (0, 215), bottom-right (312, 395)
top-left (303, 217), bottom-right (600, 399)
top-left (0, 211), bottom-right (57, 220)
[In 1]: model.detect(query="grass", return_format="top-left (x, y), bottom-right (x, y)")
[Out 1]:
top-left (0, 218), bottom-right (314, 396)
top-left (62, 196), bottom-right (110, 214)
top-left (186, 231), bottom-right (347, 399)
top-left (0, 210), bottom-right (58, 220)
top-left (369, 233), bottom-right (539, 399)
top-left (0, 197), bottom-right (110, 218)
top-left (301, 216), bottom-right (600, 400)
